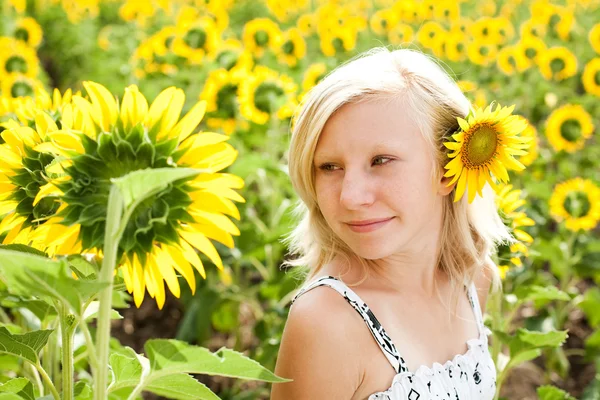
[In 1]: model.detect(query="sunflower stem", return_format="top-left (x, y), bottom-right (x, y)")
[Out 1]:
top-left (59, 303), bottom-right (75, 400)
top-left (94, 185), bottom-right (125, 400)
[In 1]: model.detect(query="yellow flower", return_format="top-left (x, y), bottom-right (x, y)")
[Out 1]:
top-left (276, 28), bottom-right (306, 68)
top-left (213, 39), bottom-right (254, 76)
top-left (582, 58), bottom-right (600, 96)
top-left (387, 23), bottom-right (414, 45)
top-left (457, 80), bottom-right (487, 110)
top-left (319, 25), bottom-right (358, 57)
top-left (497, 45), bottom-right (529, 75)
top-left (34, 82), bottom-right (246, 309)
top-left (14, 17), bottom-right (43, 48)
top-left (443, 103), bottom-right (532, 203)
top-left (1, 73), bottom-right (44, 99)
top-left (496, 184), bottom-right (535, 244)
top-left (520, 19), bottom-right (547, 40)
top-left (469, 17), bottom-right (498, 43)
top-left (172, 17), bottom-right (220, 64)
top-left (516, 35), bottom-right (546, 67)
top-left (0, 38), bottom-right (40, 78)
top-left (537, 46), bottom-right (577, 81)
top-left (450, 18), bottom-right (472, 36)
top-left (417, 21), bottom-right (445, 54)
top-left (514, 116), bottom-right (538, 168)
top-left (238, 66), bottom-right (297, 125)
top-left (297, 13), bottom-right (316, 35)
top-left (97, 25), bottom-right (112, 51)
top-left (370, 8), bottom-right (398, 36)
top-left (266, 0), bottom-right (308, 22)
top-left (541, 4), bottom-right (575, 41)
top-left (590, 23), bottom-right (600, 54)
top-left (200, 68), bottom-right (246, 135)
top-left (467, 41), bottom-right (498, 67)
top-left (242, 18), bottom-right (282, 58)
top-left (302, 62), bottom-right (328, 93)
top-left (392, 0), bottom-right (423, 24)
top-left (545, 104), bottom-right (594, 154)
top-left (444, 33), bottom-right (468, 62)
top-left (549, 178), bottom-right (600, 232)
top-left (118, 0), bottom-right (155, 27)
top-left (434, 1), bottom-right (460, 22)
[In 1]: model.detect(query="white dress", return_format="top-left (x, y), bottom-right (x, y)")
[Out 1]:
top-left (291, 276), bottom-right (497, 400)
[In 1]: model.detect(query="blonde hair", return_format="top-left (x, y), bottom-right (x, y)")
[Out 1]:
top-left (281, 46), bottom-right (514, 320)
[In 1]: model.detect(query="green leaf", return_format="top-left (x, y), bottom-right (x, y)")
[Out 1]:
top-left (83, 301), bottom-right (123, 321)
top-left (579, 287), bottom-right (600, 328)
top-left (111, 168), bottom-right (203, 210)
top-left (0, 245), bottom-right (46, 258)
top-left (146, 339), bottom-right (291, 383)
top-left (145, 374), bottom-right (219, 400)
top-left (107, 348), bottom-right (144, 393)
top-left (0, 393), bottom-right (24, 400)
top-left (516, 285), bottom-right (571, 304)
top-left (517, 329), bottom-right (569, 348)
top-left (537, 385), bottom-right (577, 400)
top-left (0, 327), bottom-right (53, 364)
top-left (505, 348), bottom-right (542, 371)
top-left (0, 378), bottom-right (34, 400)
top-left (74, 381), bottom-right (93, 400)
top-left (67, 255), bottom-right (99, 280)
top-left (0, 299), bottom-right (57, 322)
top-left (0, 250), bottom-right (108, 316)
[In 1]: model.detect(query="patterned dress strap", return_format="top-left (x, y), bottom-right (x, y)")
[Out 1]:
top-left (467, 281), bottom-right (491, 341)
top-left (291, 276), bottom-right (408, 374)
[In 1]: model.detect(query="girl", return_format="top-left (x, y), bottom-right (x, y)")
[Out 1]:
top-left (272, 47), bottom-right (519, 399)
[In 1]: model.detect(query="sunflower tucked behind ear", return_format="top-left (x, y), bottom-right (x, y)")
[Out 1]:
top-left (443, 102), bottom-right (532, 204)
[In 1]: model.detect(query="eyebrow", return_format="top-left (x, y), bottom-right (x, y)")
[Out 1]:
top-left (314, 142), bottom-right (400, 161)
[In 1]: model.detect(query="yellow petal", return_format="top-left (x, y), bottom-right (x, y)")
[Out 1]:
top-left (154, 246), bottom-right (181, 298)
top-left (33, 182), bottom-right (63, 206)
top-left (179, 237), bottom-right (207, 278)
top-left (180, 229), bottom-right (223, 270)
top-left (467, 169), bottom-right (478, 203)
top-left (168, 100), bottom-right (207, 143)
top-left (148, 253), bottom-right (166, 309)
top-left (83, 81), bottom-right (118, 132)
top-left (121, 85), bottom-right (148, 130)
top-left (132, 254), bottom-right (146, 308)
top-left (165, 244), bottom-right (197, 293)
top-left (48, 130), bottom-right (85, 154)
top-left (454, 170), bottom-right (468, 203)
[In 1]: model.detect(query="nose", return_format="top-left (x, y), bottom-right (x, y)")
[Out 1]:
top-left (339, 170), bottom-right (375, 209)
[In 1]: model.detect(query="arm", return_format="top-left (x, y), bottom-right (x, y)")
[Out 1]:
top-left (271, 288), bottom-right (363, 399)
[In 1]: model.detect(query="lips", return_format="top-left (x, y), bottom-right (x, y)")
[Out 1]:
top-left (346, 217), bottom-right (394, 226)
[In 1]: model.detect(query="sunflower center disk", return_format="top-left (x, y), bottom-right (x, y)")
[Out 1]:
top-left (464, 123), bottom-right (498, 167)
top-left (184, 29), bottom-right (207, 49)
top-left (560, 119), bottom-right (581, 142)
top-left (563, 191), bottom-right (591, 218)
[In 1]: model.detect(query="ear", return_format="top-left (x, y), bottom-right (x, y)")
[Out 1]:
top-left (437, 169), bottom-right (456, 197)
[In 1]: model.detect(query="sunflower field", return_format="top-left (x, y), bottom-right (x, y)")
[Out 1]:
top-left (0, 0), bottom-right (599, 399)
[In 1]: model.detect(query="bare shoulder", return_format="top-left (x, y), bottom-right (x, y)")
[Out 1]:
top-left (473, 257), bottom-right (496, 313)
top-left (271, 286), bottom-right (364, 399)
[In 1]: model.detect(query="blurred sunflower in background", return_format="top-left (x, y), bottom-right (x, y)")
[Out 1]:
top-left (495, 183), bottom-right (535, 278)
top-left (213, 39), bottom-right (254, 74)
top-left (242, 18), bottom-right (282, 58)
top-left (25, 82), bottom-right (245, 309)
top-left (276, 28), bottom-right (306, 68)
top-left (172, 16), bottom-right (221, 65)
top-left (200, 68), bottom-right (248, 135)
top-left (370, 8), bottom-right (398, 36)
top-left (387, 23), bottom-right (414, 46)
top-left (514, 115), bottom-right (539, 168)
top-left (582, 58), bottom-right (600, 96)
top-left (1, 73), bottom-right (44, 99)
top-left (13, 17), bottom-right (43, 48)
top-left (517, 35), bottom-right (547, 68)
top-left (443, 103), bottom-right (531, 203)
top-left (538, 46), bottom-right (577, 81)
top-left (545, 104), bottom-right (594, 153)
top-left (0, 38), bottom-right (40, 79)
top-left (549, 178), bottom-right (600, 232)
top-left (590, 22), bottom-right (600, 54)
top-left (239, 66), bottom-right (297, 125)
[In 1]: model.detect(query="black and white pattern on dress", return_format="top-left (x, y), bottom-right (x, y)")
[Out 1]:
top-left (291, 276), bottom-right (408, 373)
top-left (291, 275), bottom-right (497, 400)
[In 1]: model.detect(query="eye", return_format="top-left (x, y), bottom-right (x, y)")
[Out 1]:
top-left (317, 156), bottom-right (393, 172)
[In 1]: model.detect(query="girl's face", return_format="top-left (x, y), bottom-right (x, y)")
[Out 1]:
top-left (313, 98), bottom-right (454, 260)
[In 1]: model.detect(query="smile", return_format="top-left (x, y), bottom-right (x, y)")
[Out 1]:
top-left (346, 217), bottom-right (394, 233)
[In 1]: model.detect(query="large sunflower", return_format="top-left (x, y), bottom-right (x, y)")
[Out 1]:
top-left (549, 178), bottom-right (600, 232)
top-left (545, 104), bottom-right (594, 153)
top-left (443, 103), bottom-right (532, 203)
top-left (31, 82), bottom-right (245, 309)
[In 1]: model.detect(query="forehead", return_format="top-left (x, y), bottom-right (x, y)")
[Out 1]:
top-left (315, 98), bottom-right (428, 157)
